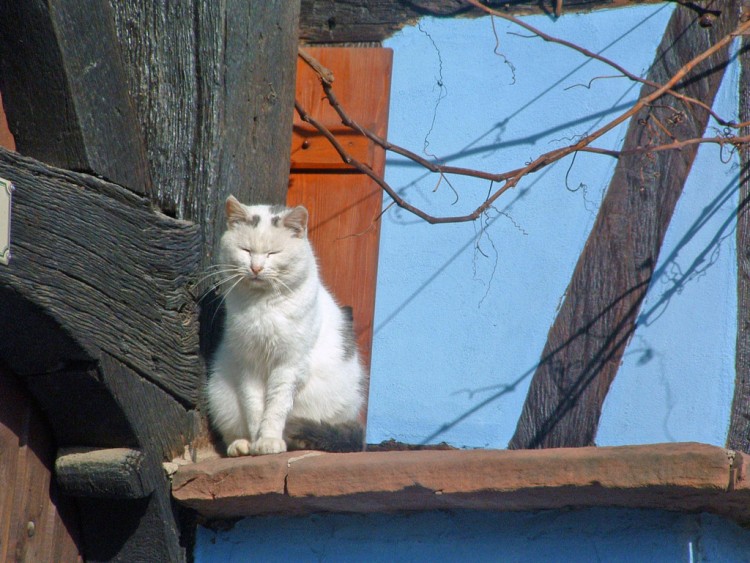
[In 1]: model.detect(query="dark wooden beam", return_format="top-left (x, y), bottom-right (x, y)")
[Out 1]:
top-left (299, 0), bottom-right (669, 43)
top-left (0, 148), bottom-right (202, 405)
top-left (110, 1), bottom-right (302, 359)
top-left (0, 149), bottom-right (200, 560)
top-left (0, 0), bottom-right (151, 194)
top-left (509, 0), bottom-right (736, 449)
top-left (728, 14), bottom-right (750, 453)
top-left (110, 1), bottom-right (300, 267)
top-left (55, 448), bottom-right (152, 500)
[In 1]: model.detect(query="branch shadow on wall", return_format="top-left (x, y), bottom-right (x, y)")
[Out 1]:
top-left (420, 166), bottom-right (745, 446)
top-left (383, 3), bottom-right (671, 220)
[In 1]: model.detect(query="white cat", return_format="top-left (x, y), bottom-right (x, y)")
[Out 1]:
top-left (206, 195), bottom-right (365, 456)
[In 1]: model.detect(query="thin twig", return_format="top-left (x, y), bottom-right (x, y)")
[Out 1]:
top-left (295, 16), bottom-right (750, 224)
top-left (465, 0), bottom-right (738, 127)
top-left (298, 47), bottom-right (334, 85)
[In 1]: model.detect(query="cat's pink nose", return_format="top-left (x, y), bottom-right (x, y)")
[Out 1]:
top-left (251, 264), bottom-right (263, 275)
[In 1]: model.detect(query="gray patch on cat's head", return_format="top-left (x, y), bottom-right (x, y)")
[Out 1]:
top-left (269, 205), bottom-right (288, 226)
top-left (340, 306), bottom-right (357, 361)
top-left (269, 204), bottom-right (288, 215)
top-left (249, 215), bottom-right (261, 228)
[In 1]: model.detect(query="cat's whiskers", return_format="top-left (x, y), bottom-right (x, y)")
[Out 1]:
top-left (197, 272), bottom-right (246, 304)
top-left (197, 265), bottom-right (239, 283)
top-left (201, 276), bottom-right (245, 303)
top-left (195, 264), bottom-right (245, 291)
top-left (208, 274), bottom-right (247, 327)
top-left (266, 273), bottom-right (294, 296)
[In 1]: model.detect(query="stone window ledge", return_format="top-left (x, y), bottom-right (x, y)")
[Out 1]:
top-left (170, 442), bottom-right (750, 524)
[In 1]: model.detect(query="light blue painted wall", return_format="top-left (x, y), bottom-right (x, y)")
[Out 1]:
top-left (195, 4), bottom-right (750, 560)
top-left (367, 2), bottom-right (740, 449)
top-left (195, 508), bottom-right (750, 562)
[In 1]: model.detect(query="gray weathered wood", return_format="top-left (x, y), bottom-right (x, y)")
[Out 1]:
top-left (25, 356), bottom-right (196, 462)
top-left (23, 356), bottom-right (194, 561)
top-left (76, 486), bottom-right (183, 563)
top-left (111, 1), bottom-right (300, 268)
top-left (728, 20), bottom-right (750, 453)
top-left (0, 0), bottom-right (150, 194)
top-left (56, 448), bottom-right (151, 499)
top-left (509, 0), bottom-right (736, 449)
top-left (0, 148), bottom-right (202, 404)
top-left (299, 0), bottom-right (668, 43)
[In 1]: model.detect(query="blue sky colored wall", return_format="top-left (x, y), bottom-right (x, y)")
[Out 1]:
top-left (367, 2), bottom-right (741, 449)
top-left (195, 4), bottom-right (750, 560)
top-left (196, 508), bottom-right (750, 562)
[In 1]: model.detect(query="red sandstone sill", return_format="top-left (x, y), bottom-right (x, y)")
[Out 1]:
top-left (170, 442), bottom-right (750, 523)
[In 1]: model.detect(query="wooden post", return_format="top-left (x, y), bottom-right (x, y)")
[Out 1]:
top-left (510, 0), bottom-right (737, 449)
top-left (0, 0), bottom-right (151, 194)
top-left (111, 1), bottom-right (300, 266)
top-left (728, 0), bottom-right (750, 453)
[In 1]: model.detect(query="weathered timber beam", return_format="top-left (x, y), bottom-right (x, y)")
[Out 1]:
top-left (729, 24), bottom-right (750, 453)
top-left (21, 350), bottom-right (194, 560)
top-left (299, 0), bottom-right (670, 43)
top-left (110, 1), bottom-right (300, 265)
top-left (55, 447), bottom-right (152, 499)
top-left (509, 0), bottom-right (736, 449)
top-left (75, 485), bottom-right (183, 562)
top-left (24, 356), bottom-right (196, 461)
top-left (111, 1), bottom-right (302, 358)
top-left (0, 0), bottom-right (150, 194)
top-left (0, 147), bottom-right (202, 405)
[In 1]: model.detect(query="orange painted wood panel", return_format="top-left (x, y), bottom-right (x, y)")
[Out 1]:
top-left (289, 48), bottom-right (392, 421)
top-left (0, 91), bottom-right (16, 151)
top-left (291, 125), bottom-right (374, 170)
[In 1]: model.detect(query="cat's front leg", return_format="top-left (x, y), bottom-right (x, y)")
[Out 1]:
top-left (252, 366), bottom-right (299, 455)
top-left (224, 372), bottom-right (265, 457)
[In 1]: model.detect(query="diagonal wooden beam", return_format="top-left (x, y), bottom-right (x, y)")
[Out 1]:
top-left (728, 5), bottom-right (750, 453)
top-left (0, 0), bottom-right (151, 195)
top-left (509, 0), bottom-right (738, 449)
top-left (0, 148), bottom-right (202, 404)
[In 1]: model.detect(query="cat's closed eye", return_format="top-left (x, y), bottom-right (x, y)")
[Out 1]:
top-left (241, 247), bottom-right (281, 257)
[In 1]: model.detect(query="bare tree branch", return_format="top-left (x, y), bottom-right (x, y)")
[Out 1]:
top-left (467, 0), bottom-right (744, 128)
top-left (296, 14), bottom-right (750, 225)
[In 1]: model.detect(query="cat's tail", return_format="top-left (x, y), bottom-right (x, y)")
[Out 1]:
top-left (284, 419), bottom-right (365, 453)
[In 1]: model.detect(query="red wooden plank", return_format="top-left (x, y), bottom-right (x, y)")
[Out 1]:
top-left (0, 91), bottom-right (15, 151)
top-left (289, 47), bottom-right (392, 422)
top-left (291, 125), bottom-right (373, 170)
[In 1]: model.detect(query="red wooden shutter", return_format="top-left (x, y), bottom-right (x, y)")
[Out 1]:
top-left (0, 92), bottom-right (15, 151)
top-left (289, 47), bottom-right (392, 420)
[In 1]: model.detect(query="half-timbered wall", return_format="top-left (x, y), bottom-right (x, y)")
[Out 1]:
top-left (368, 2), bottom-right (740, 449)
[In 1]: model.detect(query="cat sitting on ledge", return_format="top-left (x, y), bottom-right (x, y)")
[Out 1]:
top-left (206, 195), bottom-right (365, 456)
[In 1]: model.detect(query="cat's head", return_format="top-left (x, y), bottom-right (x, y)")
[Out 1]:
top-left (218, 195), bottom-right (313, 293)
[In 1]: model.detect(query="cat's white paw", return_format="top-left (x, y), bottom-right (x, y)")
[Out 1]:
top-left (226, 439), bottom-right (252, 457)
top-left (251, 437), bottom-right (287, 455)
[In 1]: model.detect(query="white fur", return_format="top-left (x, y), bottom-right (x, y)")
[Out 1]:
top-left (206, 197), bottom-right (364, 456)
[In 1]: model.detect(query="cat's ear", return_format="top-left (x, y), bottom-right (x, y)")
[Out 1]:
top-left (283, 206), bottom-right (308, 238)
top-left (225, 195), bottom-right (248, 227)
